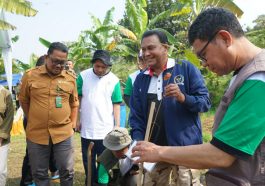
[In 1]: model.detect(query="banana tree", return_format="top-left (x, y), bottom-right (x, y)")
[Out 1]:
top-left (0, 0), bottom-right (37, 30)
top-left (114, 0), bottom-right (186, 63)
top-left (67, 7), bottom-right (124, 72)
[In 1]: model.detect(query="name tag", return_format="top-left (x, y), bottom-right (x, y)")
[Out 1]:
top-left (55, 96), bottom-right (62, 108)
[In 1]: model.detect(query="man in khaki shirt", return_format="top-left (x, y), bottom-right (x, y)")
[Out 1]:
top-left (0, 85), bottom-right (14, 186)
top-left (19, 42), bottom-right (79, 186)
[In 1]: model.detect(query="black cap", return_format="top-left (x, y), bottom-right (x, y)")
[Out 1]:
top-left (91, 50), bottom-right (112, 66)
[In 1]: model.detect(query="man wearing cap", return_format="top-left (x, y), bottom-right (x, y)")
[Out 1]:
top-left (96, 127), bottom-right (138, 186)
top-left (77, 49), bottom-right (123, 184)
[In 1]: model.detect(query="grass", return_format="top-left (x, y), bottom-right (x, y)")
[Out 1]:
top-left (6, 112), bottom-right (214, 186)
top-left (201, 111), bottom-right (215, 143)
top-left (6, 133), bottom-right (85, 186)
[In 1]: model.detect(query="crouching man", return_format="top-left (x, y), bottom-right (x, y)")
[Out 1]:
top-left (95, 127), bottom-right (138, 186)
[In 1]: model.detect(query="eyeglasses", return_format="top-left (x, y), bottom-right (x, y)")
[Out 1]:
top-left (49, 56), bottom-right (66, 66)
top-left (197, 31), bottom-right (219, 64)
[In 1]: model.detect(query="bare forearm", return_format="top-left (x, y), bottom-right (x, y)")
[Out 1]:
top-left (113, 104), bottom-right (120, 127)
top-left (158, 143), bottom-right (235, 169)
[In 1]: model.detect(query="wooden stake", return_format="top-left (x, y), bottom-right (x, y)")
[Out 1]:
top-left (137, 102), bottom-right (156, 186)
top-left (87, 141), bottom-right (94, 186)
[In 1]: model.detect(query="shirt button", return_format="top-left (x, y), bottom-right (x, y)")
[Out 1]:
top-left (158, 88), bottom-right (160, 90)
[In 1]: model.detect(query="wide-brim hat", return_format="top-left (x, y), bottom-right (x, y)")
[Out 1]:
top-left (91, 49), bottom-right (112, 66)
top-left (103, 128), bottom-right (132, 151)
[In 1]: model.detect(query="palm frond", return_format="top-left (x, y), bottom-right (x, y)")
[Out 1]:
top-left (139, 7), bottom-right (148, 36)
top-left (0, 19), bottom-right (16, 30)
top-left (154, 28), bottom-right (178, 44)
top-left (103, 7), bottom-right (115, 26)
top-left (118, 26), bottom-right (137, 41)
top-left (39, 37), bottom-right (51, 48)
top-left (204, 0), bottom-right (243, 17)
top-left (0, 0), bottom-right (37, 17)
top-left (94, 25), bottom-right (118, 35)
top-left (106, 40), bottom-right (116, 51)
top-left (126, 0), bottom-right (141, 35)
top-left (88, 12), bottom-right (102, 29)
top-left (137, 0), bottom-right (147, 8)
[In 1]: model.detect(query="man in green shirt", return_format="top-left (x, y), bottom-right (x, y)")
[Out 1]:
top-left (132, 8), bottom-right (265, 185)
top-left (123, 53), bottom-right (147, 107)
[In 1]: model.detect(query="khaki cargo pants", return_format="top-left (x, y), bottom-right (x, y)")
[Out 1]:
top-left (143, 162), bottom-right (201, 186)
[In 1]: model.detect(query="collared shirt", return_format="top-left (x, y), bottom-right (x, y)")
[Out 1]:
top-left (144, 58), bottom-right (175, 100)
top-left (19, 65), bottom-right (79, 145)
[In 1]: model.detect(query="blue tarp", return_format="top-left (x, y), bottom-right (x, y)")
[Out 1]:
top-left (0, 73), bottom-right (22, 86)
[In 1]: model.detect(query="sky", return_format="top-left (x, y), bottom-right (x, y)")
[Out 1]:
top-left (5, 0), bottom-right (264, 64)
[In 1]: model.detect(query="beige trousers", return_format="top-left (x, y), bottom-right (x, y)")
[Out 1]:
top-left (143, 162), bottom-right (201, 186)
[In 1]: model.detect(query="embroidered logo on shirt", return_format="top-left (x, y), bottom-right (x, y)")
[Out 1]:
top-left (174, 75), bottom-right (184, 85)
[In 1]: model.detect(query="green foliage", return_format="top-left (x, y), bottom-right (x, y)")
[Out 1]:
top-left (39, 37), bottom-right (51, 48)
top-left (246, 14), bottom-right (265, 48)
top-left (112, 60), bottom-right (137, 84)
top-left (11, 35), bottom-right (19, 42)
top-left (253, 15), bottom-right (265, 30)
top-left (203, 133), bottom-right (212, 143)
top-left (0, 0), bottom-right (37, 16)
top-left (0, 58), bottom-right (29, 75)
top-left (202, 69), bottom-right (231, 109)
top-left (247, 29), bottom-right (265, 48)
top-left (117, 0), bottom-right (185, 64)
top-left (0, 19), bottom-right (16, 30)
top-left (66, 0), bottom-right (243, 104)
top-left (146, 0), bottom-right (191, 35)
top-left (0, 59), bottom-right (4, 74)
top-left (0, 0), bottom-right (37, 30)
top-left (204, 0), bottom-right (243, 17)
top-left (68, 7), bottom-right (124, 73)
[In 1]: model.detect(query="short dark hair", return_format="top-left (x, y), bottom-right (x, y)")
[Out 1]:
top-left (35, 55), bottom-right (46, 67)
top-left (188, 8), bottom-right (244, 45)
top-left (47, 42), bottom-right (68, 55)
top-left (141, 30), bottom-right (168, 44)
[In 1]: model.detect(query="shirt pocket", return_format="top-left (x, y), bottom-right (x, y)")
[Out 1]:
top-left (30, 82), bottom-right (48, 98)
top-left (57, 84), bottom-right (73, 101)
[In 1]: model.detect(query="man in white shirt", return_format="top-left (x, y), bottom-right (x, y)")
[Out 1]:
top-left (76, 49), bottom-right (122, 185)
